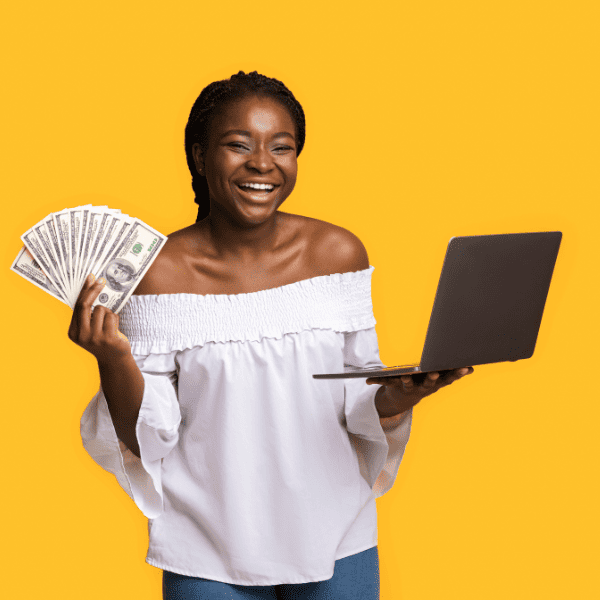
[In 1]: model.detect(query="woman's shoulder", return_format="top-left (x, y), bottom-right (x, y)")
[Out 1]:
top-left (295, 213), bottom-right (370, 277)
top-left (132, 225), bottom-right (199, 296)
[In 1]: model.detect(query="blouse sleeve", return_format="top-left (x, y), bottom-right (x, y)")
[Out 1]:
top-left (80, 350), bottom-right (181, 519)
top-left (343, 327), bottom-right (413, 498)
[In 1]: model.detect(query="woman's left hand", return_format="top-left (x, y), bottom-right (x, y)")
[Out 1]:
top-left (367, 367), bottom-right (475, 417)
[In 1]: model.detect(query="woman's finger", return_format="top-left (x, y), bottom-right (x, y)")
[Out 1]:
top-left (72, 274), bottom-right (94, 320)
top-left (73, 273), bottom-right (96, 312)
top-left (367, 376), bottom-right (403, 386)
top-left (90, 305), bottom-right (108, 340)
top-left (71, 274), bottom-right (96, 343)
top-left (401, 375), bottom-right (414, 389)
top-left (77, 277), bottom-right (106, 337)
top-left (68, 281), bottom-right (90, 340)
top-left (450, 367), bottom-right (472, 380)
top-left (102, 310), bottom-right (121, 338)
top-left (439, 367), bottom-right (474, 387)
top-left (79, 272), bottom-right (96, 299)
top-left (422, 372), bottom-right (440, 389)
top-left (67, 317), bottom-right (78, 343)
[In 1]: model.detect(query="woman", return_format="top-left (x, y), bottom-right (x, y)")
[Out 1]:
top-left (72, 71), bottom-right (473, 600)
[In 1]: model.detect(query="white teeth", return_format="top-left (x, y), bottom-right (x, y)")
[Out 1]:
top-left (239, 183), bottom-right (275, 191)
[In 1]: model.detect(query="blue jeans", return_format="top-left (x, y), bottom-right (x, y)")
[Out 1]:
top-left (163, 546), bottom-right (380, 599)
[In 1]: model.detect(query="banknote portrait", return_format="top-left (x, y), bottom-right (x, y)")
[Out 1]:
top-left (101, 258), bottom-right (136, 292)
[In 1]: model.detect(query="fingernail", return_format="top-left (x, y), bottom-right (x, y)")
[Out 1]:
top-left (98, 277), bottom-right (106, 286)
top-left (88, 274), bottom-right (95, 283)
top-left (460, 368), bottom-right (468, 375)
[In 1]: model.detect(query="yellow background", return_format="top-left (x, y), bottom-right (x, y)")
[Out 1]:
top-left (1, 1), bottom-right (598, 598)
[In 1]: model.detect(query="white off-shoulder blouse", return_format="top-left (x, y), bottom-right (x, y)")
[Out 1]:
top-left (80, 265), bottom-right (413, 586)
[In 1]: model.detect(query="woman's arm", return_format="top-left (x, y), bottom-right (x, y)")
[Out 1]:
top-left (97, 355), bottom-right (144, 458)
top-left (374, 385), bottom-right (409, 419)
top-left (69, 274), bottom-right (144, 458)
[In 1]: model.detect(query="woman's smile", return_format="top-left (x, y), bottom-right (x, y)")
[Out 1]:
top-left (234, 180), bottom-right (281, 203)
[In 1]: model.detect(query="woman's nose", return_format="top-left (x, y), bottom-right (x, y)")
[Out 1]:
top-left (246, 145), bottom-right (273, 172)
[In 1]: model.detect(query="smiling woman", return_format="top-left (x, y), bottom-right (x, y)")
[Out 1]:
top-left (73, 71), bottom-right (423, 600)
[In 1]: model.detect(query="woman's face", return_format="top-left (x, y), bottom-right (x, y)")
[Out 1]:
top-left (193, 94), bottom-right (298, 225)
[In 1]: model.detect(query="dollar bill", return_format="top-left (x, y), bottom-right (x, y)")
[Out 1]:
top-left (52, 209), bottom-right (73, 302)
top-left (33, 218), bottom-right (68, 293)
top-left (81, 209), bottom-right (117, 291)
top-left (10, 246), bottom-right (70, 305)
top-left (43, 214), bottom-right (71, 302)
top-left (89, 213), bottom-right (128, 278)
top-left (92, 219), bottom-right (166, 313)
top-left (21, 226), bottom-right (70, 303)
top-left (74, 205), bottom-right (91, 292)
top-left (92, 216), bottom-right (132, 279)
top-left (69, 205), bottom-right (86, 297)
top-left (70, 206), bottom-right (125, 302)
top-left (77, 206), bottom-right (108, 294)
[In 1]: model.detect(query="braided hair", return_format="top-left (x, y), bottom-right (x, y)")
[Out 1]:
top-left (184, 71), bottom-right (306, 222)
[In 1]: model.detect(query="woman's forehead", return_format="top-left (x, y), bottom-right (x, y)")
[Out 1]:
top-left (211, 95), bottom-right (296, 136)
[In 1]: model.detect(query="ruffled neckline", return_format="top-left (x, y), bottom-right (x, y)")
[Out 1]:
top-left (127, 265), bottom-right (374, 304)
top-left (118, 266), bottom-right (376, 354)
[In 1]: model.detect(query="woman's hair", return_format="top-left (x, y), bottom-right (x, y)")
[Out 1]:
top-left (184, 71), bottom-right (306, 222)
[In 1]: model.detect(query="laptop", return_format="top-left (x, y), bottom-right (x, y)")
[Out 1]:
top-left (313, 231), bottom-right (562, 379)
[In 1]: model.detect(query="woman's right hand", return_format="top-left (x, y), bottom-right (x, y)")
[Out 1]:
top-left (68, 274), bottom-right (132, 365)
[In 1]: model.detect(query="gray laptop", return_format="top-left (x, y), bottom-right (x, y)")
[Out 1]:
top-left (313, 231), bottom-right (562, 379)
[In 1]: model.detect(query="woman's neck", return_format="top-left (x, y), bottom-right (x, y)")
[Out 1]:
top-left (202, 208), bottom-right (286, 264)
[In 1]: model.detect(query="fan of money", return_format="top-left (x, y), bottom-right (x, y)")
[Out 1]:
top-left (11, 206), bottom-right (167, 314)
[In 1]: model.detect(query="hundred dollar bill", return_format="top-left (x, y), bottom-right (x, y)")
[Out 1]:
top-left (80, 208), bottom-right (119, 291)
top-left (30, 219), bottom-right (67, 297)
top-left (52, 209), bottom-right (74, 303)
top-left (77, 206), bottom-right (108, 292)
top-left (74, 205), bottom-right (91, 292)
top-left (42, 213), bottom-right (70, 302)
top-left (91, 215), bottom-right (132, 280)
top-left (21, 226), bottom-right (70, 304)
top-left (90, 213), bottom-right (130, 278)
top-left (10, 246), bottom-right (70, 306)
top-left (92, 219), bottom-right (166, 314)
top-left (69, 205), bottom-right (88, 297)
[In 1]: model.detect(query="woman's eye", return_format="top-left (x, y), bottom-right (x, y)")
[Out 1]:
top-left (228, 143), bottom-right (249, 150)
top-left (274, 146), bottom-right (292, 152)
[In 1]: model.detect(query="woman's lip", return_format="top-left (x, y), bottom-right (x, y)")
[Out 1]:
top-left (235, 183), bottom-right (279, 189)
top-left (235, 183), bottom-right (279, 200)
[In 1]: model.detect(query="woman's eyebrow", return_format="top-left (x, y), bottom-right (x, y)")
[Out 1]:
top-left (220, 130), bottom-right (295, 140)
top-left (221, 129), bottom-right (251, 138)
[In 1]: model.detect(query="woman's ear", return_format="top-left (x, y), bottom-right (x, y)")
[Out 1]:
top-left (192, 143), bottom-right (205, 176)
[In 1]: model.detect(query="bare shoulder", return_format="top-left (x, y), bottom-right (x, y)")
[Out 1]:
top-left (132, 225), bottom-right (198, 295)
top-left (299, 215), bottom-right (370, 276)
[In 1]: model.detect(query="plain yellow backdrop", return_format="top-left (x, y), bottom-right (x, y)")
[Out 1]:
top-left (1, 1), bottom-right (598, 598)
